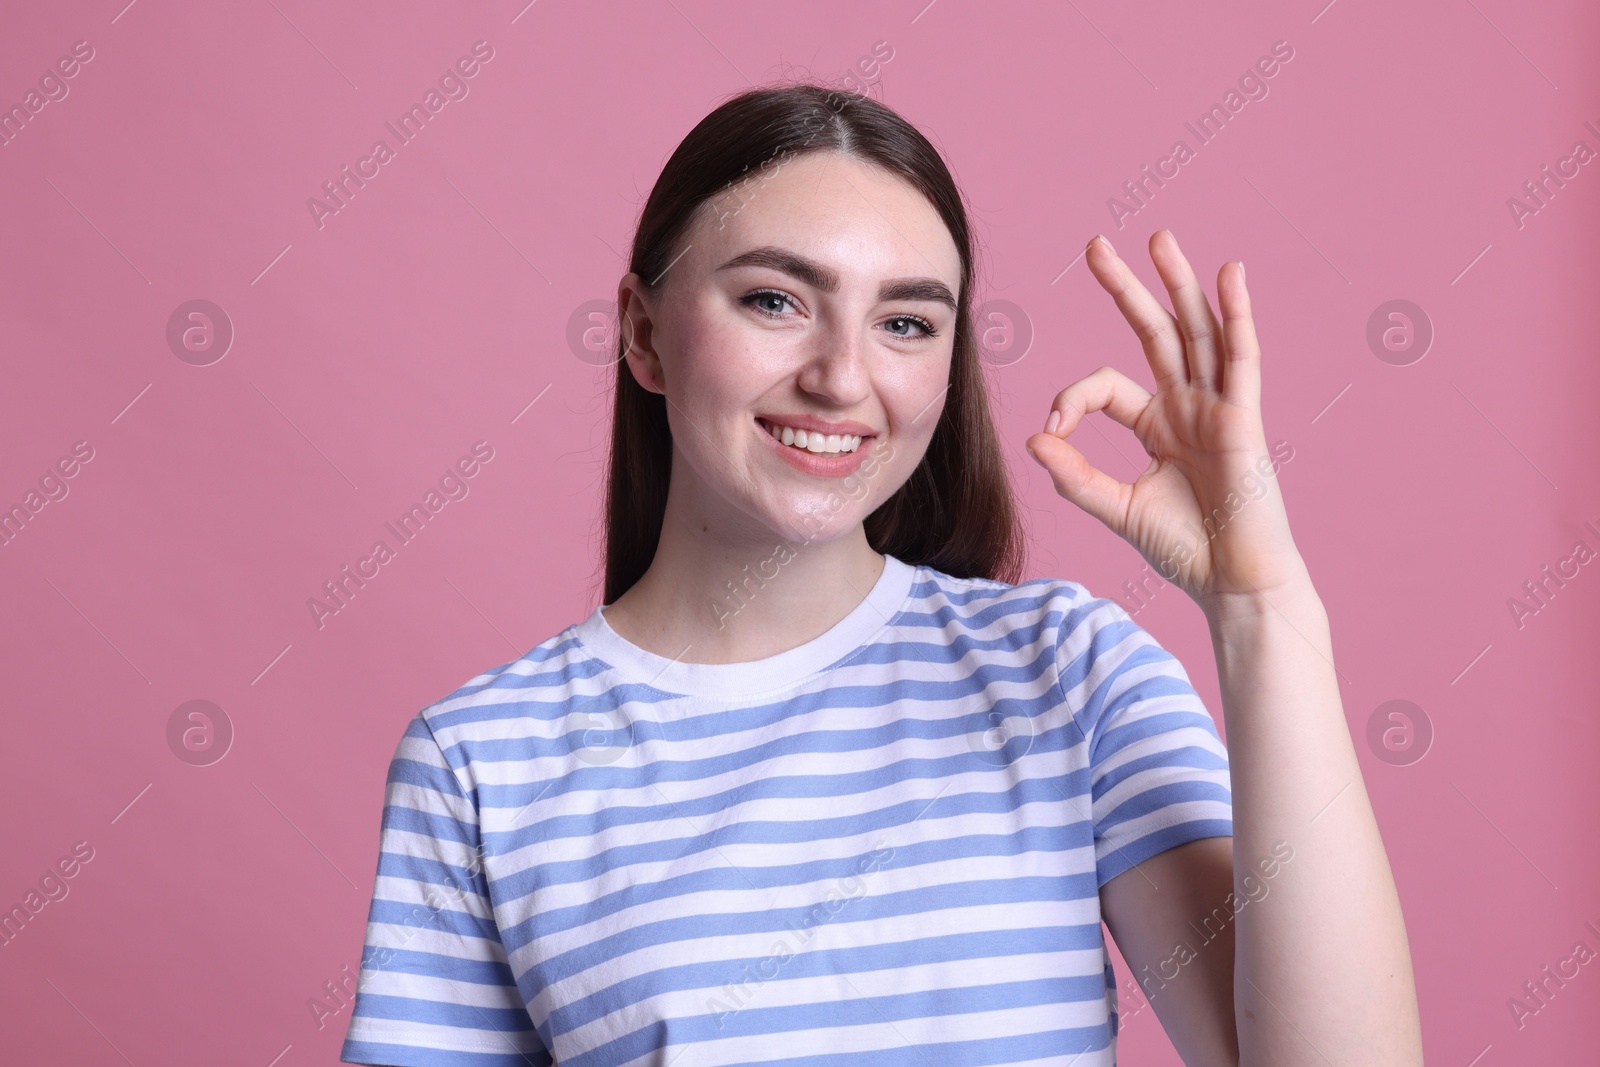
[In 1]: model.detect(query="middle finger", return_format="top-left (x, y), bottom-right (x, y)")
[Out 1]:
top-left (1084, 234), bottom-right (1188, 392)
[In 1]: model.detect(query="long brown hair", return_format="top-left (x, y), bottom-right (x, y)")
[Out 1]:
top-left (600, 82), bottom-right (1027, 605)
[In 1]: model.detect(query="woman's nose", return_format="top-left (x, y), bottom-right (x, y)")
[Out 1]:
top-left (795, 325), bottom-right (870, 404)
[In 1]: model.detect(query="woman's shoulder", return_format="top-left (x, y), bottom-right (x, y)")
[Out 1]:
top-left (913, 560), bottom-right (1116, 621)
top-left (912, 560), bottom-right (1172, 661)
top-left (405, 619), bottom-right (601, 743)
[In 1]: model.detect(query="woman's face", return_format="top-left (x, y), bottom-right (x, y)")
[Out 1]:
top-left (618, 149), bottom-right (963, 548)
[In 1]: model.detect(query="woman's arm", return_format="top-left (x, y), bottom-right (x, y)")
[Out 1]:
top-left (1027, 230), bottom-right (1423, 1065)
top-left (1205, 565), bottom-right (1422, 1065)
top-left (1101, 836), bottom-right (1240, 1064)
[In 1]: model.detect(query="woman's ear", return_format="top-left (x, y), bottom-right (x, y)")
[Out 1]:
top-left (616, 273), bottom-right (665, 395)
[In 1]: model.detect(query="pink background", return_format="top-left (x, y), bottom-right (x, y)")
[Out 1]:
top-left (2, 0), bottom-right (1597, 1063)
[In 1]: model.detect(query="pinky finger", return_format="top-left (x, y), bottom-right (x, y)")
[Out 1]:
top-left (1218, 261), bottom-right (1261, 411)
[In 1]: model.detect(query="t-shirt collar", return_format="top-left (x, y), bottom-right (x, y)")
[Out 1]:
top-left (572, 553), bottom-right (917, 700)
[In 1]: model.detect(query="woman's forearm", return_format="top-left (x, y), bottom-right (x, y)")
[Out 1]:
top-left (1204, 573), bottom-right (1424, 1066)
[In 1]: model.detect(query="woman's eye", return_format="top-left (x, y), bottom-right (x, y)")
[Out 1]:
top-left (884, 315), bottom-right (938, 339)
top-left (741, 291), bottom-right (796, 318)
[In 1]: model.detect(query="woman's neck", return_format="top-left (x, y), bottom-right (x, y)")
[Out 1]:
top-left (602, 520), bottom-right (886, 666)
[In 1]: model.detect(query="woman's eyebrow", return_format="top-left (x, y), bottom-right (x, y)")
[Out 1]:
top-left (717, 245), bottom-right (957, 312)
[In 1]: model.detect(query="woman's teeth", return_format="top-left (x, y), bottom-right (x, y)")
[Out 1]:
top-left (760, 419), bottom-right (863, 455)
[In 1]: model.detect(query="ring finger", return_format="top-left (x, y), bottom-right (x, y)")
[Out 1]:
top-left (1149, 230), bottom-right (1224, 391)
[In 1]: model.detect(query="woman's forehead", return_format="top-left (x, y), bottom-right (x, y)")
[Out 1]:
top-left (690, 153), bottom-right (961, 288)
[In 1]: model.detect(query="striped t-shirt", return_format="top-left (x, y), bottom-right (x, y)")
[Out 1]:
top-left (340, 552), bottom-right (1233, 1067)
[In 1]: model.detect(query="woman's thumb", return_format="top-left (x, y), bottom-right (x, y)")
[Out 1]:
top-left (1025, 432), bottom-right (1127, 533)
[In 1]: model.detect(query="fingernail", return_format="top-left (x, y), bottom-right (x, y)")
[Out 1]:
top-left (1238, 261), bottom-right (1246, 282)
top-left (1086, 234), bottom-right (1109, 253)
top-left (1045, 410), bottom-right (1061, 434)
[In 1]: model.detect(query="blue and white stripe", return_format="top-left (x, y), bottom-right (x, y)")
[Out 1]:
top-left (342, 553), bottom-right (1232, 1066)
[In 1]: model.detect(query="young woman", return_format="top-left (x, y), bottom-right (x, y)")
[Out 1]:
top-left (341, 84), bottom-right (1423, 1066)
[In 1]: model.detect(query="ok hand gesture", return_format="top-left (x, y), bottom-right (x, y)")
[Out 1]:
top-left (1025, 231), bottom-right (1310, 614)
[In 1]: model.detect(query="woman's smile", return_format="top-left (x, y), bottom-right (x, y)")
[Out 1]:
top-left (755, 414), bottom-right (875, 477)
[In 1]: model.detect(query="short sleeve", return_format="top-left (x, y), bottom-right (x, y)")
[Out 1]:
top-left (1054, 588), bottom-right (1234, 888)
top-left (341, 712), bottom-right (552, 1067)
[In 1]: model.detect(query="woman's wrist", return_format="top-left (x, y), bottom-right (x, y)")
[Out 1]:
top-left (1198, 559), bottom-right (1323, 631)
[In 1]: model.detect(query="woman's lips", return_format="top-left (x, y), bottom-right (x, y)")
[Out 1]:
top-left (756, 417), bottom-right (874, 478)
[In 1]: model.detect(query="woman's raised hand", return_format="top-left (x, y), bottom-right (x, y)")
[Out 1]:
top-left (1025, 230), bottom-right (1310, 614)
